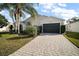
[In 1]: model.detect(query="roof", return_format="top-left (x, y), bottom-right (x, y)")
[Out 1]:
top-left (38, 15), bottom-right (65, 21)
top-left (22, 15), bottom-right (65, 23)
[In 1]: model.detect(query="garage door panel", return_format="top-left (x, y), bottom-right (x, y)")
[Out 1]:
top-left (43, 23), bottom-right (60, 33)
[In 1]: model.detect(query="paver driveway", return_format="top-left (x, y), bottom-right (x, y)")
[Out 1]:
top-left (10, 33), bottom-right (79, 56)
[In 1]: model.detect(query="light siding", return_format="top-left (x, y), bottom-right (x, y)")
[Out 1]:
top-left (29, 15), bottom-right (64, 26)
top-left (22, 15), bottom-right (64, 30)
top-left (66, 21), bottom-right (79, 32)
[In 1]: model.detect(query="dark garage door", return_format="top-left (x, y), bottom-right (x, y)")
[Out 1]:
top-left (43, 23), bottom-right (60, 33)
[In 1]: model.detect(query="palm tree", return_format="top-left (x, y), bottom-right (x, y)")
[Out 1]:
top-left (0, 14), bottom-right (8, 26)
top-left (0, 3), bottom-right (38, 34)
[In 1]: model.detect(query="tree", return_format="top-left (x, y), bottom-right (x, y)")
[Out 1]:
top-left (67, 17), bottom-right (79, 23)
top-left (0, 14), bottom-right (8, 27)
top-left (0, 3), bottom-right (38, 34)
top-left (71, 17), bottom-right (79, 22)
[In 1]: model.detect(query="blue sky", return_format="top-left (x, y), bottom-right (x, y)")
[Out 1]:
top-left (0, 3), bottom-right (79, 22)
top-left (34, 3), bottom-right (79, 20)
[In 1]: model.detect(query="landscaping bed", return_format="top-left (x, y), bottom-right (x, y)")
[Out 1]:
top-left (64, 31), bottom-right (79, 48)
top-left (0, 34), bottom-right (34, 56)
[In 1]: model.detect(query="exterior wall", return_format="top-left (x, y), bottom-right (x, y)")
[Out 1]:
top-left (0, 23), bottom-right (13, 32)
top-left (22, 15), bottom-right (64, 31)
top-left (29, 16), bottom-right (64, 26)
top-left (66, 21), bottom-right (79, 32)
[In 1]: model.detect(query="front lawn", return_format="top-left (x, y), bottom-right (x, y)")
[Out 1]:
top-left (64, 31), bottom-right (79, 48)
top-left (0, 33), bottom-right (17, 39)
top-left (0, 34), bottom-right (33, 56)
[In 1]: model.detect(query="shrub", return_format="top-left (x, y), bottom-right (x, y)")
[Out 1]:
top-left (37, 26), bottom-right (42, 35)
top-left (24, 26), bottom-right (37, 36)
top-left (61, 25), bottom-right (65, 34)
top-left (9, 25), bottom-right (13, 33)
top-left (0, 34), bottom-right (1, 37)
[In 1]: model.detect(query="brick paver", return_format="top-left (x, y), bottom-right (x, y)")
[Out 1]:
top-left (9, 33), bottom-right (79, 56)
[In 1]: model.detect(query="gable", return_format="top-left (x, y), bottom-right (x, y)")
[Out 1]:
top-left (23, 15), bottom-right (65, 26)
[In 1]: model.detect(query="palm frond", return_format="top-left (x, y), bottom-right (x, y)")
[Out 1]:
top-left (0, 3), bottom-right (9, 11)
top-left (24, 6), bottom-right (38, 19)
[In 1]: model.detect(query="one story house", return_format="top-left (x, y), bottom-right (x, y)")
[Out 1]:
top-left (21, 15), bottom-right (65, 33)
top-left (0, 23), bottom-right (13, 32)
top-left (66, 21), bottom-right (79, 32)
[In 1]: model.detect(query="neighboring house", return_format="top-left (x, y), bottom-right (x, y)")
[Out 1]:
top-left (22, 15), bottom-right (65, 33)
top-left (66, 21), bottom-right (79, 32)
top-left (0, 23), bottom-right (13, 32)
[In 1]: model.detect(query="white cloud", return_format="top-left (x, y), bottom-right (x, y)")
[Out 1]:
top-left (39, 3), bottom-right (55, 13)
top-left (40, 3), bottom-right (55, 10)
top-left (43, 4), bottom-right (54, 9)
top-left (40, 3), bottom-right (79, 20)
top-left (52, 7), bottom-right (79, 20)
top-left (40, 3), bottom-right (57, 14)
top-left (41, 9), bottom-right (48, 13)
top-left (58, 3), bottom-right (67, 7)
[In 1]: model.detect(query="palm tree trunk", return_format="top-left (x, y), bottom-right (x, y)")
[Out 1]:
top-left (15, 4), bottom-right (21, 34)
top-left (16, 13), bottom-right (20, 34)
top-left (12, 13), bottom-right (16, 32)
top-left (18, 14), bottom-right (20, 34)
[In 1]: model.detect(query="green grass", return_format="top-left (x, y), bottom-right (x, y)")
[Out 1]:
top-left (0, 34), bottom-right (17, 39)
top-left (65, 31), bottom-right (79, 39)
top-left (0, 34), bottom-right (33, 56)
top-left (64, 33), bottom-right (79, 48)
